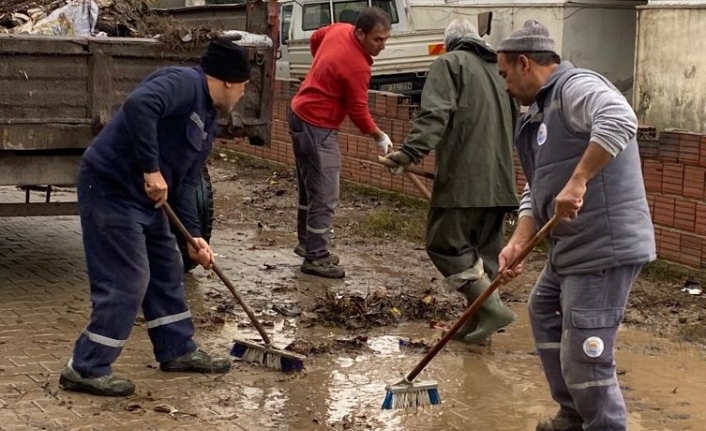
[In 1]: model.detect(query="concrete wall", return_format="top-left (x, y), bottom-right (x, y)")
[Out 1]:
top-left (562, 7), bottom-right (638, 97)
top-left (634, 5), bottom-right (706, 133)
top-left (222, 79), bottom-right (706, 270)
top-left (408, 2), bottom-right (641, 99)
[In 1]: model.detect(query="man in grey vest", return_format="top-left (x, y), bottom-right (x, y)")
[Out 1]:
top-left (384, 18), bottom-right (519, 345)
top-left (495, 20), bottom-right (656, 431)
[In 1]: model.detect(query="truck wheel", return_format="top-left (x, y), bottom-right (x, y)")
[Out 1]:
top-left (172, 166), bottom-right (215, 273)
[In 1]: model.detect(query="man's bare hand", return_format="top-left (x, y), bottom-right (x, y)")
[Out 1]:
top-left (144, 171), bottom-right (168, 208)
top-left (554, 176), bottom-right (586, 221)
top-left (187, 237), bottom-right (214, 270)
top-left (498, 242), bottom-right (526, 284)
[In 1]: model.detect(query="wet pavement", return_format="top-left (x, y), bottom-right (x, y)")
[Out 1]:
top-left (0, 183), bottom-right (705, 431)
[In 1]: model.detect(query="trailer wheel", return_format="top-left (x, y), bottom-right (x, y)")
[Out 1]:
top-left (171, 166), bottom-right (215, 273)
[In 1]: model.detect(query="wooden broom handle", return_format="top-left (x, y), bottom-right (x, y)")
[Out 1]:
top-left (377, 156), bottom-right (436, 180)
top-left (162, 203), bottom-right (273, 346)
top-left (406, 171), bottom-right (432, 200)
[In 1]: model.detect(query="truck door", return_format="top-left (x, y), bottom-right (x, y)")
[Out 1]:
top-left (277, 2), bottom-right (294, 79)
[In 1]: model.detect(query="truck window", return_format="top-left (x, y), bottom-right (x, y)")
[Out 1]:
top-left (302, 4), bottom-right (332, 31)
top-left (281, 3), bottom-right (294, 45)
top-left (301, 0), bottom-right (398, 31)
top-left (335, 0), bottom-right (399, 25)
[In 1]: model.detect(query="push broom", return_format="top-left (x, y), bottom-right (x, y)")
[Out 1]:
top-left (381, 214), bottom-right (559, 409)
top-left (163, 203), bottom-right (306, 373)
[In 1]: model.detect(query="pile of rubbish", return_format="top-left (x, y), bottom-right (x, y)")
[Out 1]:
top-left (310, 287), bottom-right (463, 330)
top-left (0, 0), bottom-right (201, 40)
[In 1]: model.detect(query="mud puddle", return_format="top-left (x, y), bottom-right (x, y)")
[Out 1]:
top-left (182, 295), bottom-right (706, 431)
top-left (179, 158), bottom-right (706, 430)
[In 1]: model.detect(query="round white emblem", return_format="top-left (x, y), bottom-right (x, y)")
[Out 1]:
top-left (583, 336), bottom-right (605, 358)
top-left (537, 123), bottom-right (548, 146)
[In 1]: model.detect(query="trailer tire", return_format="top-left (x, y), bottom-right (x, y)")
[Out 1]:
top-left (171, 166), bottom-right (215, 273)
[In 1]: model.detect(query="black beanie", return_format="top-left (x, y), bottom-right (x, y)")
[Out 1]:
top-left (200, 38), bottom-right (251, 83)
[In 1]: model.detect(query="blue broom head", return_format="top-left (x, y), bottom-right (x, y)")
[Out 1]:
top-left (280, 355), bottom-right (305, 373)
top-left (381, 380), bottom-right (440, 410)
top-left (231, 340), bottom-right (305, 373)
top-left (231, 342), bottom-right (248, 359)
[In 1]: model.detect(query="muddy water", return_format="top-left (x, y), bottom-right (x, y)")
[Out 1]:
top-left (191, 296), bottom-right (706, 431)
top-left (182, 220), bottom-right (705, 431)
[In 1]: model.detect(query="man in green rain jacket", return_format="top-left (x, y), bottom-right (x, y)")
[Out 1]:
top-left (385, 18), bottom-right (519, 345)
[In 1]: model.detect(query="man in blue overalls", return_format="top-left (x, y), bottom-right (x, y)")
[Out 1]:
top-left (495, 20), bottom-right (655, 431)
top-left (59, 39), bottom-right (251, 397)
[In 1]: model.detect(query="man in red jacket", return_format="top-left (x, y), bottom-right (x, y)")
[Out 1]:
top-left (289, 7), bottom-right (392, 278)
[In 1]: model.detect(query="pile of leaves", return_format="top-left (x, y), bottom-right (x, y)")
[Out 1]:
top-left (308, 287), bottom-right (463, 330)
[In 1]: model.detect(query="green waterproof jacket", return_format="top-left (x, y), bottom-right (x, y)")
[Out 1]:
top-left (400, 36), bottom-right (519, 209)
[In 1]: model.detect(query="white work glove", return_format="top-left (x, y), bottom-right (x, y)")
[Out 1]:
top-left (375, 132), bottom-right (393, 154)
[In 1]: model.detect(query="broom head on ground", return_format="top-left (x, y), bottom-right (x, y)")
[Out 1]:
top-left (231, 339), bottom-right (306, 373)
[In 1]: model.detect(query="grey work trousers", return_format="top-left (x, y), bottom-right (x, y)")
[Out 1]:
top-left (425, 207), bottom-right (508, 280)
top-left (530, 262), bottom-right (642, 431)
top-left (289, 111), bottom-right (340, 260)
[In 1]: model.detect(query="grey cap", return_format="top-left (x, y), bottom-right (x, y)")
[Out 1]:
top-left (497, 19), bottom-right (557, 54)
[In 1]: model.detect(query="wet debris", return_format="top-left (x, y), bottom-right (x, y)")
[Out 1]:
top-left (309, 288), bottom-right (461, 329)
top-left (154, 403), bottom-right (198, 418)
top-left (124, 402), bottom-right (146, 414)
top-left (285, 339), bottom-right (332, 356)
top-left (272, 303), bottom-right (302, 318)
top-left (1, 0), bottom-right (227, 49)
top-left (334, 334), bottom-right (369, 348)
top-left (398, 337), bottom-right (433, 352)
top-left (285, 335), bottom-right (372, 356)
top-left (328, 413), bottom-right (386, 430)
top-left (680, 280), bottom-right (702, 296)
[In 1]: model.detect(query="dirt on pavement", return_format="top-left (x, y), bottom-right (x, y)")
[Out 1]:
top-left (203, 150), bottom-right (706, 348)
top-left (1, 149), bottom-right (704, 431)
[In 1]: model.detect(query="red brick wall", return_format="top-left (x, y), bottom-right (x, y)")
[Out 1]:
top-left (220, 79), bottom-right (706, 270)
top-left (221, 79), bottom-right (435, 199)
top-left (639, 131), bottom-right (706, 269)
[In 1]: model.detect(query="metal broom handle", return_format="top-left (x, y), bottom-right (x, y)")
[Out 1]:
top-left (163, 202), bottom-right (274, 346)
top-left (406, 214), bottom-right (560, 382)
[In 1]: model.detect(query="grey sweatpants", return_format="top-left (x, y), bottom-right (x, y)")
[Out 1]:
top-left (426, 207), bottom-right (507, 280)
top-left (289, 111), bottom-right (340, 260)
top-left (530, 262), bottom-right (642, 431)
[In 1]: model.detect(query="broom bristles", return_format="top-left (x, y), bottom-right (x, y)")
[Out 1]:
top-left (231, 340), bottom-right (305, 373)
top-left (381, 380), bottom-right (441, 410)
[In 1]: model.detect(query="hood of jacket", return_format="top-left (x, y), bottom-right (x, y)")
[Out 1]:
top-left (448, 35), bottom-right (497, 63)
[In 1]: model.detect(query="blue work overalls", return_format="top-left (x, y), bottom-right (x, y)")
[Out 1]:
top-left (70, 66), bottom-right (217, 377)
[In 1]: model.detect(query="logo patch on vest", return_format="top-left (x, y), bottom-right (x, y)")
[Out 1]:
top-left (583, 336), bottom-right (604, 358)
top-left (537, 123), bottom-right (548, 146)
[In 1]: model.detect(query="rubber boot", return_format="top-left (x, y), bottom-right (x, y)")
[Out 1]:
top-left (461, 274), bottom-right (517, 345)
top-left (450, 287), bottom-right (481, 343)
top-left (443, 259), bottom-right (484, 344)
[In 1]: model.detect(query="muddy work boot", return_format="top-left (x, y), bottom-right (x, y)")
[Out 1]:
top-left (160, 349), bottom-right (232, 374)
top-left (294, 244), bottom-right (339, 265)
top-left (59, 363), bottom-right (135, 397)
top-left (460, 275), bottom-right (517, 345)
top-left (536, 407), bottom-right (583, 431)
top-left (450, 308), bottom-right (489, 345)
top-left (300, 255), bottom-right (345, 279)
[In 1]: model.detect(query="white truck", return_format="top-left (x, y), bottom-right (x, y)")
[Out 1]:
top-left (276, 0), bottom-right (449, 102)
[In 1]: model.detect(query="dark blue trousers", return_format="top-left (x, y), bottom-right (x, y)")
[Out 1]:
top-left (70, 168), bottom-right (197, 377)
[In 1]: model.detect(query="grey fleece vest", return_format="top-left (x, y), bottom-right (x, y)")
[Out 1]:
top-left (516, 63), bottom-right (656, 274)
